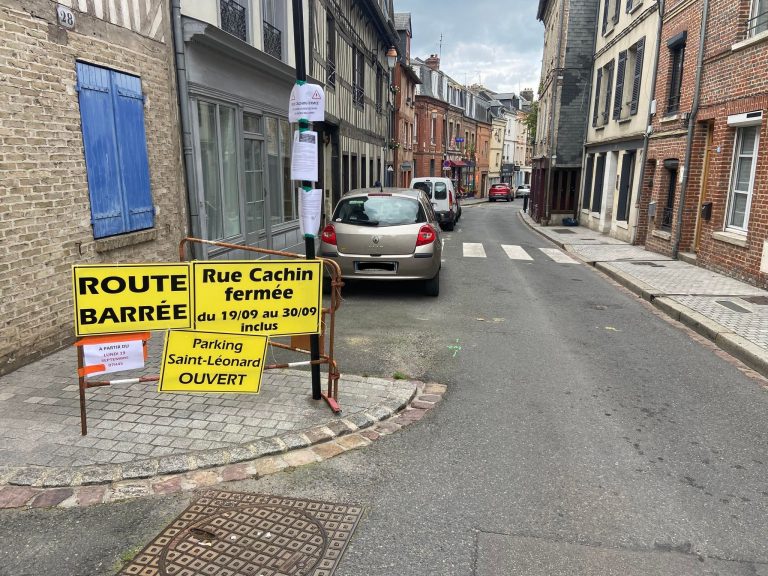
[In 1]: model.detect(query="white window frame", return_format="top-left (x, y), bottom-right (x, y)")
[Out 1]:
top-left (725, 124), bottom-right (760, 233)
top-left (749, 0), bottom-right (768, 37)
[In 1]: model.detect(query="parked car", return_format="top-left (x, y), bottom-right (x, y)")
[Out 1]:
top-left (409, 176), bottom-right (461, 231)
top-left (488, 183), bottom-right (513, 202)
top-left (516, 184), bottom-right (531, 199)
top-left (319, 188), bottom-right (442, 296)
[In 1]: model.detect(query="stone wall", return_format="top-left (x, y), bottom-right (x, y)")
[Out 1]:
top-left (0, 0), bottom-right (187, 375)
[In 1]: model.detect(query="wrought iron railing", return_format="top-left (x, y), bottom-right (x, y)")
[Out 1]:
top-left (263, 21), bottom-right (282, 60)
top-left (326, 60), bottom-right (336, 87)
top-left (661, 206), bottom-right (674, 230)
top-left (220, 0), bottom-right (247, 42)
top-left (353, 85), bottom-right (364, 108)
top-left (747, 9), bottom-right (768, 37)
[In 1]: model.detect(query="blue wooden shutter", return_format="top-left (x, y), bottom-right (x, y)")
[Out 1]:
top-left (76, 62), bottom-right (153, 238)
top-left (77, 62), bottom-right (125, 237)
top-left (111, 70), bottom-right (154, 232)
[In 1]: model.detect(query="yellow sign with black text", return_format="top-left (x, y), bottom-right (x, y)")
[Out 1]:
top-left (72, 264), bottom-right (192, 336)
top-left (158, 330), bottom-right (268, 394)
top-left (192, 260), bottom-right (322, 336)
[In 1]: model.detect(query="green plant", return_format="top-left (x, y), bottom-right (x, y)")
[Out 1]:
top-left (112, 545), bottom-right (143, 574)
top-left (393, 371), bottom-right (408, 380)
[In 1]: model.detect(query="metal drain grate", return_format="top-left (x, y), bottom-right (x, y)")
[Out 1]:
top-left (716, 300), bottom-right (751, 314)
top-left (120, 491), bottom-right (363, 576)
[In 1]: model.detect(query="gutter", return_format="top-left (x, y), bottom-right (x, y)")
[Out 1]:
top-left (672, 0), bottom-right (709, 258)
top-left (171, 0), bottom-right (202, 258)
top-left (631, 0), bottom-right (664, 244)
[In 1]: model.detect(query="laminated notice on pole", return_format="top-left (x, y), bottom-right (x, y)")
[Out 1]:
top-left (288, 83), bottom-right (325, 122)
top-left (299, 188), bottom-right (323, 237)
top-left (291, 130), bottom-right (318, 182)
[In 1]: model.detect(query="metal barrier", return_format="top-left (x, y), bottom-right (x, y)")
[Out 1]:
top-left (76, 238), bottom-right (344, 435)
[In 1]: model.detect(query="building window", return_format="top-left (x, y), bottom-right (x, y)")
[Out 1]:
top-left (76, 62), bottom-right (154, 239)
top-left (661, 159), bottom-right (678, 231)
top-left (197, 101), bottom-right (241, 240)
top-left (583, 154), bottom-right (594, 210)
top-left (352, 47), bottom-right (365, 108)
top-left (749, 0), bottom-right (768, 37)
top-left (326, 15), bottom-right (336, 87)
top-left (726, 125), bottom-right (759, 231)
top-left (220, 0), bottom-right (248, 42)
top-left (666, 33), bottom-right (686, 114)
top-left (376, 66), bottom-right (383, 114)
top-left (592, 154), bottom-right (606, 212)
top-left (429, 158), bottom-right (435, 176)
top-left (265, 116), bottom-right (295, 225)
top-left (602, 0), bottom-right (620, 35)
top-left (430, 114), bottom-right (436, 145)
top-left (262, 0), bottom-right (283, 60)
top-left (613, 37), bottom-right (645, 120)
top-left (593, 60), bottom-right (614, 127)
top-left (243, 113), bottom-right (265, 237)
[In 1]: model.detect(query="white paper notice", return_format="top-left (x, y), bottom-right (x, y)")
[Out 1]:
top-left (289, 83), bottom-right (325, 122)
top-left (291, 130), bottom-right (318, 182)
top-left (83, 340), bottom-right (145, 376)
top-left (299, 188), bottom-right (323, 237)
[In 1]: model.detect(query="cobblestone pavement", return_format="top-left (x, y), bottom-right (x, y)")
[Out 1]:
top-left (521, 211), bottom-right (768, 377)
top-left (0, 332), bottom-right (417, 491)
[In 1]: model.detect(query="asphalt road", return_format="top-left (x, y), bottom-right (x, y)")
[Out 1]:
top-left (2, 201), bottom-right (768, 575)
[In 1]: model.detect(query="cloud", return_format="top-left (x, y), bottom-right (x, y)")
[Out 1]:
top-left (396, 0), bottom-right (544, 94)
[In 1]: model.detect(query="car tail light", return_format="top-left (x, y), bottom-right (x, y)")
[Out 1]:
top-left (449, 192), bottom-right (454, 209)
top-left (415, 224), bottom-right (437, 247)
top-left (321, 224), bottom-right (337, 245)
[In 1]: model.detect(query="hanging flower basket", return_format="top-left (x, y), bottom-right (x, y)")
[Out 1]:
top-left (390, 85), bottom-right (400, 94)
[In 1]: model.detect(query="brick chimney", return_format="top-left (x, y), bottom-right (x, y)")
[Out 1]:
top-left (425, 54), bottom-right (440, 71)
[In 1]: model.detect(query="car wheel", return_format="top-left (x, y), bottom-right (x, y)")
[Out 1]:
top-left (424, 270), bottom-right (440, 297)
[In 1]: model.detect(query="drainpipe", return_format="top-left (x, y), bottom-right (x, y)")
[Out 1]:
top-left (631, 0), bottom-right (665, 245)
top-left (672, 0), bottom-right (709, 259)
top-left (171, 0), bottom-right (202, 258)
top-left (543, 0), bottom-right (566, 225)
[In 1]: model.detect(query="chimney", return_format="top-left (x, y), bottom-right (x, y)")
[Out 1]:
top-left (425, 54), bottom-right (440, 71)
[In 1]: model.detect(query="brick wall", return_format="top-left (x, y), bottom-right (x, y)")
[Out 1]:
top-left (0, 0), bottom-right (187, 375)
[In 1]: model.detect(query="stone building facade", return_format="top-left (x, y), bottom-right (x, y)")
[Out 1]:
top-left (0, 0), bottom-right (186, 374)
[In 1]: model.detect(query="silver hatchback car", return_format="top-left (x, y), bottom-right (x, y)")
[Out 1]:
top-left (319, 188), bottom-right (442, 296)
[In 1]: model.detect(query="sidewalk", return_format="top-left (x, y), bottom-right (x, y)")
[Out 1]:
top-left (521, 211), bottom-right (768, 378)
top-left (0, 332), bottom-right (447, 509)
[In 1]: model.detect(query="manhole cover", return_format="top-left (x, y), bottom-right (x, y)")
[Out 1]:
top-left (743, 296), bottom-right (768, 305)
top-left (629, 261), bottom-right (665, 267)
top-left (120, 491), bottom-right (363, 576)
top-left (716, 300), bottom-right (751, 313)
top-left (552, 228), bottom-right (575, 234)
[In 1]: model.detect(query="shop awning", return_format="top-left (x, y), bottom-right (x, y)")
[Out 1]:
top-left (450, 160), bottom-right (467, 168)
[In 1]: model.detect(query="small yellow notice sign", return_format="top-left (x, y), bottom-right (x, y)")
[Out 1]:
top-left (159, 330), bottom-right (268, 394)
top-left (72, 264), bottom-right (192, 336)
top-left (192, 260), bottom-right (322, 336)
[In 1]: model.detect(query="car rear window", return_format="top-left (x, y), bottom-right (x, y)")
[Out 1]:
top-left (433, 182), bottom-right (448, 200)
top-left (412, 182), bottom-right (432, 198)
top-left (334, 196), bottom-right (426, 227)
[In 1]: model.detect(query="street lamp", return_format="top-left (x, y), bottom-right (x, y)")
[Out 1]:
top-left (386, 46), bottom-right (397, 186)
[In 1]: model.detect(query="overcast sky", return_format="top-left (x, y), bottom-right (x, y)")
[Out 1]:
top-left (394, 0), bottom-right (544, 96)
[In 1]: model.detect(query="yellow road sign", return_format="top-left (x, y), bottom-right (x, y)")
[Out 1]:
top-left (72, 264), bottom-right (192, 336)
top-left (159, 330), bottom-right (268, 394)
top-left (192, 260), bottom-right (322, 336)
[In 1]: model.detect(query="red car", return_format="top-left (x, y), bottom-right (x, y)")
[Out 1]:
top-left (488, 183), bottom-right (513, 202)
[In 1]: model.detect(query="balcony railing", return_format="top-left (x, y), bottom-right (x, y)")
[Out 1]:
top-left (327, 60), bottom-right (336, 87)
top-left (263, 20), bottom-right (282, 60)
top-left (747, 8), bottom-right (768, 37)
top-left (220, 0), bottom-right (247, 42)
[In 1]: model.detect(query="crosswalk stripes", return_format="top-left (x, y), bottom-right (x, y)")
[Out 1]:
top-left (501, 244), bottom-right (533, 261)
top-left (459, 243), bottom-right (579, 264)
top-left (463, 243), bottom-right (487, 258)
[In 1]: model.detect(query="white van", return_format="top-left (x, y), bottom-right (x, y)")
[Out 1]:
top-left (409, 177), bottom-right (461, 231)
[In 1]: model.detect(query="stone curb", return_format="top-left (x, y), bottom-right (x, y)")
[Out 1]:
top-left (593, 262), bottom-right (657, 301)
top-left (0, 381), bottom-right (447, 510)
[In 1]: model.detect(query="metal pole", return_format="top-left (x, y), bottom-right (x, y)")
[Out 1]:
top-left (292, 0), bottom-right (321, 400)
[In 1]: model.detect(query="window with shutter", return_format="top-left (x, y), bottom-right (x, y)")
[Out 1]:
top-left (630, 37), bottom-right (645, 115)
top-left (602, 60), bottom-right (614, 125)
top-left (76, 62), bottom-right (154, 239)
top-left (613, 0), bottom-right (621, 23)
top-left (602, 0), bottom-right (610, 34)
top-left (593, 68), bottom-right (602, 127)
top-left (613, 51), bottom-right (627, 121)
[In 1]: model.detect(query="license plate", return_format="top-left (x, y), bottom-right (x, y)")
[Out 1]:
top-left (355, 261), bottom-right (397, 274)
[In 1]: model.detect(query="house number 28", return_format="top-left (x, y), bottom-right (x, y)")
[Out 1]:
top-left (56, 5), bottom-right (76, 29)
